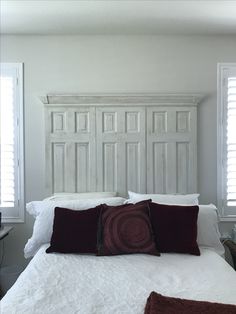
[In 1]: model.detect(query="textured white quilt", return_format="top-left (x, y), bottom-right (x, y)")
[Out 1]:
top-left (1, 245), bottom-right (236, 314)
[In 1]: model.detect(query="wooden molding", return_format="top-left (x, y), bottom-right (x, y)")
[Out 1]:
top-left (40, 93), bottom-right (204, 106)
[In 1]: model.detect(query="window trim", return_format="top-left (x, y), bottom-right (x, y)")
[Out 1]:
top-left (217, 63), bottom-right (236, 220)
top-left (0, 63), bottom-right (24, 223)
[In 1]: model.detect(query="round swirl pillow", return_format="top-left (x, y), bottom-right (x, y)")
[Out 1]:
top-left (98, 202), bottom-right (159, 256)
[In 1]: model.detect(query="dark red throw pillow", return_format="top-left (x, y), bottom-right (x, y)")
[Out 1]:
top-left (46, 205), bottom-right (102, 254)
top-left (145, 291), bottom-right (236, 314)
top-left (98, 202), bottom-right (160, 256)
top-left (149, 202), bottom-right (200, 255)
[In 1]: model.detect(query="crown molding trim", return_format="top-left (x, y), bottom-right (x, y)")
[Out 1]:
top-left (40, 93), bottom-right (204, 106)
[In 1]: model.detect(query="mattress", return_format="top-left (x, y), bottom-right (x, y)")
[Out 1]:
top-left (1, 245), bottom-right (236, 314)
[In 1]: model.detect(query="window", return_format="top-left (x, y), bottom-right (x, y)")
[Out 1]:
top-left (0, 63), bottom-right (24, 222)
top-left (217, 63), bottom-right (236, 218)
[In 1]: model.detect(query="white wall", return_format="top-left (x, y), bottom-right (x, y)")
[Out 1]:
top-left (1, 35), bottom-right (236, 267)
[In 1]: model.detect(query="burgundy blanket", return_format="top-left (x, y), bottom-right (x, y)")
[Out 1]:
top-left (144, 291), bottom-right (236, 314)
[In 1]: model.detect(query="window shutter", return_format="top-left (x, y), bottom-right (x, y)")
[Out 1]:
top-left (227, 77), bottom-right (236, 207)
top-left (0, 75), bottom-right (15, 207)
top-left (0, 63), bottom-right (24, 222)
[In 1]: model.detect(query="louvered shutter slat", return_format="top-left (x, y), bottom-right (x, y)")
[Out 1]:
top-left (227, 77), bottom-right (236, 207)
top-left (0, 75), bottom-right (15, 207)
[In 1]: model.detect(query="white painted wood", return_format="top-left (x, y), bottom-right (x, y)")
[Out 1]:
top-left (1, 63), bottom-right (24, 223)
top-left (217, 63), bottom-right (236, 217)
top-left (44, 94), bottom-right (199, 197)
top-left (52, 143), bottom-right (66, 192)
top-left (147, 106), bottom-right (197, 194)
top-left (41, 93), bottom-right (203, 106)
top-left (103, 143), bottom-right (118, 192)
top-left (52, 111), bottom-right (66, 132)
top-left (45, 106), bottom-right (96, 195)
top-left (76, 143), bottom-right (90, 192)
top-left (126, 142), bottom-right (141, 193)
top-left (176, 142), bottom-right (189, 193)
top-left (152, 143), bottom-right (167, 193)
top-left (96, 107), bottom-right (146, 196)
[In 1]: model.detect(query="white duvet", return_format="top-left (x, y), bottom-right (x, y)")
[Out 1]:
top-left (1, 245), bottom-right (236, 314)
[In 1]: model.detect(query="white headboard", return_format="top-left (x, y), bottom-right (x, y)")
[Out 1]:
top-left (42, 93), bottom-right (203, 197)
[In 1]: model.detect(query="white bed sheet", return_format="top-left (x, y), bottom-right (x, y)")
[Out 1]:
top-left (1, 245), bottom-right (236, 314)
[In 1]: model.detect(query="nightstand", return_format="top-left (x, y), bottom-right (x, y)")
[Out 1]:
top-left (0, 226), bottom-right (13, 241)
top-left (223, 239), bottom-right (236, 270)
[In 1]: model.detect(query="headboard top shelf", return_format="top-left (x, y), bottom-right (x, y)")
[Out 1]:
top-left (40, 93), bottom-right (204, 106)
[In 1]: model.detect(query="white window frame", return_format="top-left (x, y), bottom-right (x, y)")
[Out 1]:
top-left (0, 63), bottom-right (24, 223)
top-left (217, 63), bottom-right (236, 221)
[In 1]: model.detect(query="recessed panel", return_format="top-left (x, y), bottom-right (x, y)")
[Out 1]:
top-left (52, 143), bottom-right (65, 192)
top-left (126, 143), bottom-right (140, 191)
top-left (153, 112), bottom-right (167, 134)
top-left (153, 142), bottom-right (167, 193)
top-left (177, 111), bottom-right (190, 132)
top-left (76, 143), bottom-right (89, 192)
top-left (103, 143), bottom-right (117, 191)
top-left (103, 112), bottom-right (117, 133)
top-left (51, 112), bottom-right (66, 133)
top-left (126, 112), bottom-right (140, 133)
top-left (75, 112), bottom-right (89, 133)
top-left (177, 142), bottom-right (189, 193)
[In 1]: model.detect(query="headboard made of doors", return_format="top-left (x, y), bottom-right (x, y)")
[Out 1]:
top-left (42, 93), bottom-right (203, 197)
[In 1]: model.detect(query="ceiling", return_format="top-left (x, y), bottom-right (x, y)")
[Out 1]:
top-left (1, 1), bottom-right (236, 35)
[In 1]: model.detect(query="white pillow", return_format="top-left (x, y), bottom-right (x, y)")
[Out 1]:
top-left (24, 197), bottom-right (126, 258)
top-left (197, 204), bottom-right (224, 255)
top-left (127, 191), bottom-right (199, 205)
top-left (43, 192), bottom-right (117, 202)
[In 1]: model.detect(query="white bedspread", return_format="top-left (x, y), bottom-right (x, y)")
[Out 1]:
top-left (1, 245), bottom-right (236, 314)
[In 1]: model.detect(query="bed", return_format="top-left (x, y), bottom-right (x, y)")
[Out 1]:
top-left (1, 244), bottom-right (236, 314)
top-left (1, 192), bottom-right (236, 313)
top-left (2, 94), bottom-right (236, 313)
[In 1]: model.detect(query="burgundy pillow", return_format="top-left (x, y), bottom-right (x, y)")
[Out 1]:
top-left (98, 202), bottom-right (159, 256)
top-left (46, 205), bottom-right (102, 254)
top-left (149, 202), bottom-right (200, 255)
top-left (145, 291), bottom-right (236, 314)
